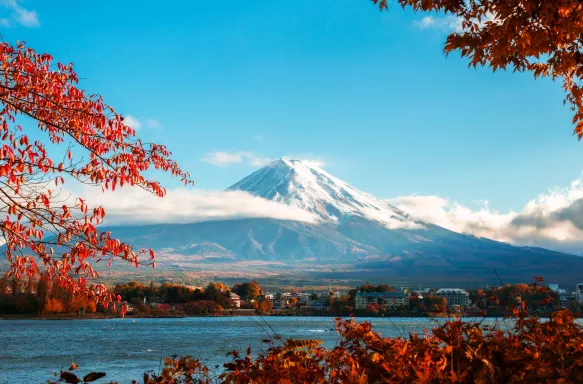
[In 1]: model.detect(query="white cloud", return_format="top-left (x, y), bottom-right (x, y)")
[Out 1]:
top-left (202, 151), bottom-right (272, 167)
top-left (123, 116), bottom-right (162, 131)
top-left (388, 195), bottom-right (515, 240)
top-left (284, 154), bottom-right (329, 169)
top-left (0, 0), bottom-right (39, 27)
top-left (202, 152), bottom-right (244, 167)
top-left (413, 15), bottom-right (462, 32)
top-left (78, 187), bottom-right (320, 226)
top-left (360, 207), bottom-right (425, 230)
top-left (414, 16), bottom-right (437, 29)
top-left (413, 12), bottom-right (498, 33)
top-left (146, 118), bottom-right (162, 129)
top-left (387, 174), bottom-right (583, 255)
top-left (201, 152), bottom-right (329, 169)
top-left (124, 115), bottom-right (142, 130)
top-left (247, 153), bottom-right (272, 167)
top-left (301, 159), bottom-right (326, 168)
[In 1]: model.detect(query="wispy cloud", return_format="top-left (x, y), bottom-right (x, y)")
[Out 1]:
top-left (124, 115), bottom-right (142, 130)
top-left (413, 15), bottom-right (462, 32)
top-left (201, 152), bottom-right (329, 168)
top-left (123, 115), bottom-right (162, 131)
top-left (413, 12), bottom-right (498, 33)
top-left (146, 118), bottom-right (162, 129)
top-left (387, 174), bottom-right (583, 255)
top-left (360, 207), bottom-right (424, 230)
top-left (202, 151), bottom-right (272, 167)
top-left (301, 159), bottom-right (326, 168)
top-left (0, 0), bottom-right (39, 27)
top-left (284, 154), bottom-right (329, 169)
top-left (202, 152), bottom-right (242, 167)
top-left (77, 187), bottom-right (320, 226)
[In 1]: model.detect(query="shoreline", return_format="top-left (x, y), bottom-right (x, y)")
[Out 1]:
top-left (2, 312), bottom-right (573, 321)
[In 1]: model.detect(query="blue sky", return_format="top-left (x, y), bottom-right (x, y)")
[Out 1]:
top-left (1, 0), bottom-right (580, 213)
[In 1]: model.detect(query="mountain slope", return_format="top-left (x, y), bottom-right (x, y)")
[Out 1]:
top-left (102, 217), bottom-right (583, 287)
top-left (81, 159), bottom-right (583, 287)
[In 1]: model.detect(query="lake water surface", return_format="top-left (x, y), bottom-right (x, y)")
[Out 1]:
top-left (0, 316), bottom-right (512, 383)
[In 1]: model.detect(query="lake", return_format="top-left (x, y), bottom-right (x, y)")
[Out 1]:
top-left (0, 316), bottom-right (511, 383)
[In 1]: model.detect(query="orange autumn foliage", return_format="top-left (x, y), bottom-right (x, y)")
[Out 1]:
top-left (100, 309), bottom-right (583, 383)
top-left (66, 296), bottom-right (97, 313)
top-left (372, 0), bottom-right (583, 138)
top-left (85, 299), bottom-right (97, 313)
top-left (0, 41), bottom-right (192, 305)
top-left (254, 298), bottom-right (273, 313)
top-left (135, 310), bottom-right (583, 383)
top-left (44, 298), bottom-right (64, 313)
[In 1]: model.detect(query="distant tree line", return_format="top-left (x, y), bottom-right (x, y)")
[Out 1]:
top-left (1, 277), bottom-right (576, 318)
top-left (0, 273), bottom-right (97, 314)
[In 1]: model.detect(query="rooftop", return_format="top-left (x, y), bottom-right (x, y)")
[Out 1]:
top-left (436, 288), bottom-right (469, 295)
top-left (356, 291), bottom-right (408, 297)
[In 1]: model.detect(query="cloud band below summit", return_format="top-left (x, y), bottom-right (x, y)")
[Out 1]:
top-left (388, 174), bottom-right (583, 255)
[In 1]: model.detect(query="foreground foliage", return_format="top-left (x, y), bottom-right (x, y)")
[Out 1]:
top-left (48, 309), bottom-right (583, 383)
top-left (221, 310), bottom-right (583, 383)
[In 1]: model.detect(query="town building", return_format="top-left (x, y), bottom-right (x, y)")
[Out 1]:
top-left (272, 297), bottom-right (288, 309)
top-left (549, 284), bottom-right (569, 308)
top-left (355, 291), bottom-right (409, 310)
top-left (228, 292), bottom-right (241, 308)
top-left (436, 288), bottom-right (471, 308)
top-left (282, 292), bottom-right (311, 304)
top-left (549, 284), bottom-right (559, 292)
top-left (576, 283), bottom-right (583, 304)
top-left (307, 299), bottom-right (325, 309)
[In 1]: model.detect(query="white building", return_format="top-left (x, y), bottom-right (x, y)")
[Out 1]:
top-left (282, 292), bottom-right (311, 304)
top-left (272, 298), bottom-right (288, 309)
top-left (355, 291), bottom-right (409, 310)
top-left (263, 293), bottom-right (289, 309)
top-left (436, 288), bottom-right (471, 308)
top-left (548, 284), bottom-right (567, 306)
top-left (576, 283), bottom-right (583, 303)
top-left (228, 292), bottom-right (241, 308)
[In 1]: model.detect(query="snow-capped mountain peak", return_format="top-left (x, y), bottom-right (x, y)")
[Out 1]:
top-left (227, 158), bottom-right (420, 229)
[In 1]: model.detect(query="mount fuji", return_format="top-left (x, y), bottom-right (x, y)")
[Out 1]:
top-left (228, 158), bottom-right (415, 228)
top-left (102, 159), bottom-right (583, 287)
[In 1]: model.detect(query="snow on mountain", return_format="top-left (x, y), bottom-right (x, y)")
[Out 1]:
top-left (89, 158), bottom-right (583, 287)
top-left (227, 158), bottom-right (422, 229)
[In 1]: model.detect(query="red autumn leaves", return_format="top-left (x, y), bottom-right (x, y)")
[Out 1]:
top-left (128, 310), bottom-right (583, 383)
top-left (0, 41), bottom-right (192, 305)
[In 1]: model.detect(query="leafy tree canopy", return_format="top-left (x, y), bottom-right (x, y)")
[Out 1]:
top-left (0, 42), bottom-right (192, 305)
